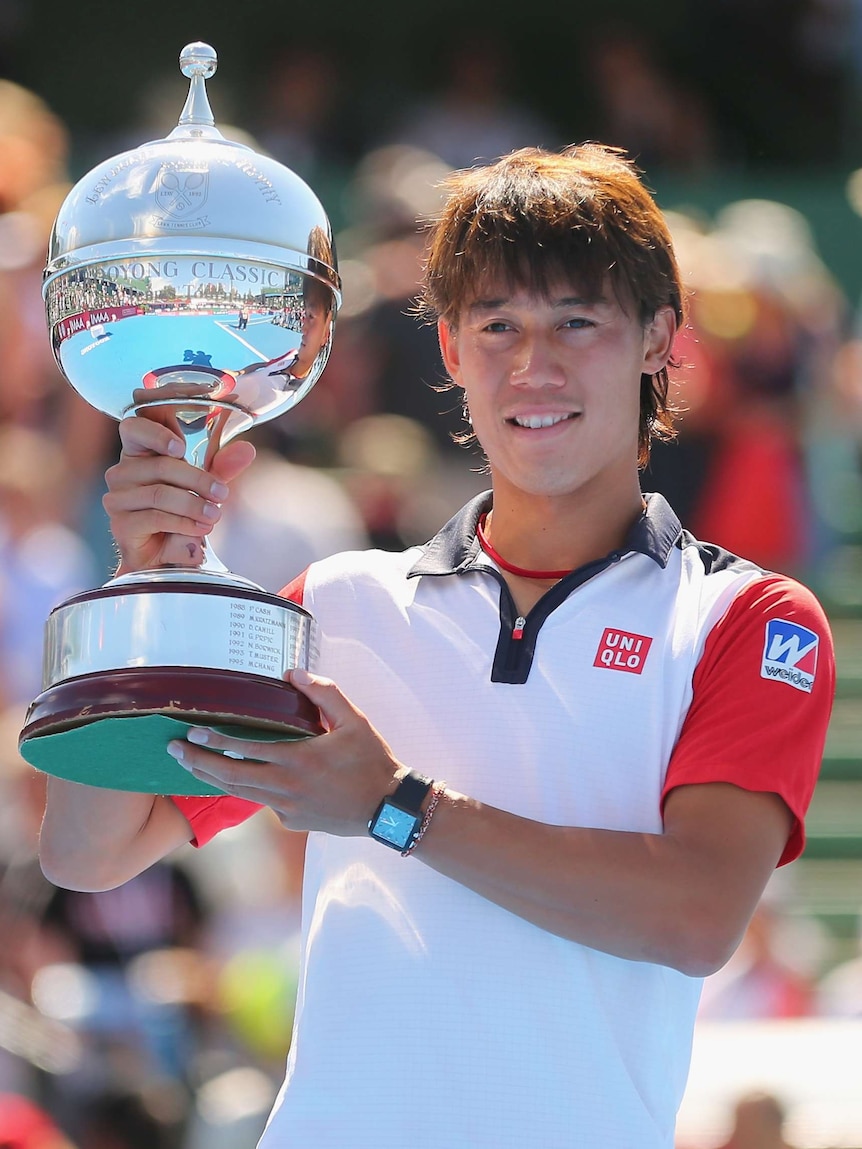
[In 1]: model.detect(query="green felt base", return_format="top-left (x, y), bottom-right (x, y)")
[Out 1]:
top-left (19, 714), bottom-right (303, 795)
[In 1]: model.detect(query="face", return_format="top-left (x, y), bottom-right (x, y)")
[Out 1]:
top-left (295, 295), bottom-right (333, 377)
top-left (438, 279), bottom-right (676, 507)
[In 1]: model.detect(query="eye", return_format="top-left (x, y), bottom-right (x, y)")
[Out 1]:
top-left (481, 320), bottom-right (514, 333)
top-left (562, 317), bottom-right (594, 329)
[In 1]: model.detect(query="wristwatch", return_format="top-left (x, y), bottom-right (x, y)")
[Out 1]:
top-left (368, 770), bottom-right (432, 852)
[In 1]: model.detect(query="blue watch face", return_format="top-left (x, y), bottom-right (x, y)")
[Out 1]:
top-left (372, 803), bottom-right (419, 849)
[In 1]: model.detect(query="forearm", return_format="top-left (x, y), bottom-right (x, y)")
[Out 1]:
top-left (39, 778), bottom-right (192, 892)
top-left (156, 677), bottom-right (792, 976)
top-left (414, 783), bottom-right (789, 977)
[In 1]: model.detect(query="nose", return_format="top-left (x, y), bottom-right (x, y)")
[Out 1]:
top-left (510, 334), bottom-right (566, 389)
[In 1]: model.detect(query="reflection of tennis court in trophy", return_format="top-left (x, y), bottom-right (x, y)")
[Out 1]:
top-left (58, 310), bottom-right (298, 418)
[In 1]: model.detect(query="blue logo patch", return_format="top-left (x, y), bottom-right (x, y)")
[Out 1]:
top-left (761, 618), bottom-right (819, 694)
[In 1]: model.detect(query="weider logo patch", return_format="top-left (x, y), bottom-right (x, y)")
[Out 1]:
top-left (761, 618), bottom-right (819, 694)
top-left (593, 628), bottom-right (652, 674)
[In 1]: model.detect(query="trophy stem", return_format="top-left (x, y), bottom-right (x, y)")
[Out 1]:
top-left (126, 397), bottom-right (253, 582)
top-left (177, 43), bottom-right (217, 128)
top-left (197, 536), bottom-right (232, 578)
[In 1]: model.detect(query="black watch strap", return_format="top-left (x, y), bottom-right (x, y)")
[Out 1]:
top-left (390, 770), bottom-right (432, 813)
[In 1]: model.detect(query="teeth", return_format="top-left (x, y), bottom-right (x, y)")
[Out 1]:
top-left (513, 413), bottom-right (573, 429)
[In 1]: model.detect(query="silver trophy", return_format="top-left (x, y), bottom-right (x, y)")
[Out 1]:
top-left (18, 43), bottom-right (341, 795)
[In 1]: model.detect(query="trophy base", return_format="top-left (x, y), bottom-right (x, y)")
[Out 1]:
top-left (18, 666), bottom-right (323, 794)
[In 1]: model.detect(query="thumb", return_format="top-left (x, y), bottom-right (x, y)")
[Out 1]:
top-left (286, 669), bottom-right (360, 732)
top-left (210, 439), bottom-right (256, 484)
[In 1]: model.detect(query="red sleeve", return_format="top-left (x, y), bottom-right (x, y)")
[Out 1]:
top-left (278, 569), bottom-right (308, 604)
top-left (661, 575), bottom-right (835, 866)
top-left (170, 568), bottom-right (311, 846)
top-left (172, 794), bottom-right (264, 847)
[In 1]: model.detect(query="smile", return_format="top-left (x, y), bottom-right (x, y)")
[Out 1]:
top-left (509, 413), bottom-right (578, 429)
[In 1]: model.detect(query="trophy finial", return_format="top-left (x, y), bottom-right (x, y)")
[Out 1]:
top-left (180, 41), bottom-right (218, 79)
top-left (177, 42), bottom-right (218, 128)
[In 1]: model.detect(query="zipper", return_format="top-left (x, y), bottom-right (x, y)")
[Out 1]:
top-left (491, 554), bottom-right (623, 683)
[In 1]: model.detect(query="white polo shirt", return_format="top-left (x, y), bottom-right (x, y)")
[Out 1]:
top-left (175, 492), bottom-right (834, 1148)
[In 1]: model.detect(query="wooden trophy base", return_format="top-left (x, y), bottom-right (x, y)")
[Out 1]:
top-left (18, 666), bottom-right (323, 795)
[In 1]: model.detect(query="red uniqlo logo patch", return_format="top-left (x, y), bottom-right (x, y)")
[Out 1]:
top-left (593, 628), bottom-right (653, 674)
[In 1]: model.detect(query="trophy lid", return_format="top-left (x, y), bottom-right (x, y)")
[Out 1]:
top-left (44, 42), bottom-right (340, 297)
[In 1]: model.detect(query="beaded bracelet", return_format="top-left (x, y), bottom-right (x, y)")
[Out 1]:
top-left (402, 780), bottom-right (447, 856)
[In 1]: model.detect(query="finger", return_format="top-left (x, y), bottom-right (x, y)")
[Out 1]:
top-left (117, 414), bottom-right (186, 460)
top-left (185, 725), bottom-right (306, 765)
top-left (104, 503), bottom-right (214, 545)
top-left (107, 496), bottom-right (212, 549)
top-left (117, 416), bottom-right (256, 482)
top-left (166, 733), bottom-right (299, 792)
top-left (165, 741), bottom-right (263, 793)
top-left (168, 753), bottom-right (281, 807)
top-left (104, 468), bottom-right (225, 526)
top-left (105, 454), bottom-right (230, 507)
top-left (108, 504), bottom-right (211, 546)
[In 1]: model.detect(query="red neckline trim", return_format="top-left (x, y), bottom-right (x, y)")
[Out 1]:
top-left (476, 515), bottom-right (574, 580)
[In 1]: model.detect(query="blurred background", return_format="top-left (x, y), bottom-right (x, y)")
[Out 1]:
top-left (2, 1), bottom-right (862, 1146)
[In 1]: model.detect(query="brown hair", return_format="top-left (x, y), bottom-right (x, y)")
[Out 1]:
top-left (419, 144), bottom-right (686, 465)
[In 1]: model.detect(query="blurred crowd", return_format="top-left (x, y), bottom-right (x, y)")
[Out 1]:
top-left (2, 20), bottom-right (862, 1149)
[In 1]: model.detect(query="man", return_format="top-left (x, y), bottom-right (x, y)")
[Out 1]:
top-left (39, 145), bottom-right (834, 1148)
top-left (231, 271), bottom-right (335, 397)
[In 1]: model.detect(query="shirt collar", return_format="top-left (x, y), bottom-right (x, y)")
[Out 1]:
top-left (408, 491), bottom-right (682, 578)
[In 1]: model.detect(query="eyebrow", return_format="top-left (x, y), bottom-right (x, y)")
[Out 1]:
top-left (465, 294), bottom-right (607, 314)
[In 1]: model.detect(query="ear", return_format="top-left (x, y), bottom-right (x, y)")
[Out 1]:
top-left (438, 319), bottom-right (463, 385)
top-left (642, 306), bottom-right (678, 375)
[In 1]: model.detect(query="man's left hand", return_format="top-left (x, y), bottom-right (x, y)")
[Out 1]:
top-left (166, 669), bottom-right (401, 836)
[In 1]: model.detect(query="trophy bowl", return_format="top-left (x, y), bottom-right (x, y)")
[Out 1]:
top-left (18, 42), bottom-right (342, 795)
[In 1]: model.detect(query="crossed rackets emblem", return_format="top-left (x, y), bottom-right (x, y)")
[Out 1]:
top-left (155, 167), bottom-right (209, 217)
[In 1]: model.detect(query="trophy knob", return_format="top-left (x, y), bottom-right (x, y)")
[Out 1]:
top-left (177, 42), bottom-right (218, 130)
top-left (180, 42), bottom-right (218, 79)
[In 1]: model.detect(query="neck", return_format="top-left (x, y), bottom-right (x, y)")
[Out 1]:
top-left (484, 475), bottom-right (646, 574)
top-left (477, 516), bottom-right (576, 580)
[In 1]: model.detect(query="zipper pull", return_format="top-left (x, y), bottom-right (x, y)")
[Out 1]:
top-left (512, 616), bottom-right (526, 640)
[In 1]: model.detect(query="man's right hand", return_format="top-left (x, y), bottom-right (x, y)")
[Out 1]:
top-left (102, 414), bottom-right (256, 574)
